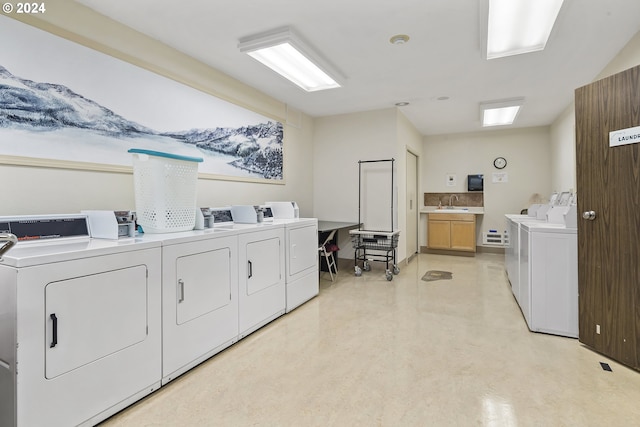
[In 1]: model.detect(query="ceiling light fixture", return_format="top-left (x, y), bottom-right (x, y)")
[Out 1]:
top-left (238, 27), bottom-right (343, 92)
top-left (480, 98), bottom-right (524, 127)
top-left (485, 0), bottom-right (564, 59)
top-left (390, 34), bottom-right (410, 45)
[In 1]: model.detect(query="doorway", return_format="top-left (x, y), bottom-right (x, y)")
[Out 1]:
top-left (406, 150), bottom-right (419, 262)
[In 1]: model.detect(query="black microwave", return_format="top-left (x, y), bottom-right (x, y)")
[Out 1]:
top-left (467, 174), bottom-right (484, 192)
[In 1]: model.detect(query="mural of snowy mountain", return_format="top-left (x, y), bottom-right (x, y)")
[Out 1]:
top-left (164, 122), bottom-right (283, 179)
top-left (0, 64), bottom-right (284, 180)
top-left (0, 65), bottom-right (156, 136)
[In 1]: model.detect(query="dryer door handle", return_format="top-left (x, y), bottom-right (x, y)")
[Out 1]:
top-left (178, 279), bottom-right (185, 303)
top-left (50, 313), bottom-right (58, 348)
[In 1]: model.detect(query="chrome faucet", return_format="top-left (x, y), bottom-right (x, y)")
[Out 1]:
top-left (449, 194), bottom-right (459, 207)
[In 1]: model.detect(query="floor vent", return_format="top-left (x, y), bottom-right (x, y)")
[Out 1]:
top-left (483, 230), bottom-right (509, 247)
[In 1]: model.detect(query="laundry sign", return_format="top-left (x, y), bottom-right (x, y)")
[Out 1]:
top-left (610, 125), bottom-right (640, 147)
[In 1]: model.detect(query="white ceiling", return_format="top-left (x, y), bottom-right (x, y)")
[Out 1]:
top-left (77, 0), bottom-right (640, 136)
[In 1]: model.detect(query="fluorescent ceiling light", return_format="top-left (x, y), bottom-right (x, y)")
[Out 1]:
top-left (480, 98), bottom-right (524, 127)
top-left (238, 27), bottom-right (342, 92)
top-left (486, 0), bottom-right (564, 59)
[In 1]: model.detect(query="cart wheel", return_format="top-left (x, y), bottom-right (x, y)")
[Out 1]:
top-left (386, 270), bottom-right (393, 281)
top-left (363, 261), bottom-right (371, 271)
top-left (393, 265), bottom-right (400, 275)
top-left (355, 266), bottom-right (362, 277)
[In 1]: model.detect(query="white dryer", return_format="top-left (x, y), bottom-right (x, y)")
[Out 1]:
top-left (0, 215), bottom-right (162, 427)
top-left (235, 222), bottom-right (286, 338)
top-left (209, 208), bottom-right (287, 338)
top-left (137, 227), bottom-right (240, 385)
top-left (274, 217), bottom-right (319, 312)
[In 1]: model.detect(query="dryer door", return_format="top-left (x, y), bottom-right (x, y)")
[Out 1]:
top-left (287, 225), bottom-right (318, 279)
top-left (245, 237), bottom-right (281, 295)
top-left (45, 265), bottom-right (148, 379)
top-left (175, 248), bottom-right (232, 325)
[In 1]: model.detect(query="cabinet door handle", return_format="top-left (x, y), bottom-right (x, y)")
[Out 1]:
top-left (248, 260), bottom-right (253, 279)
top-left (50, 313), bottom-right (58, 348)
top-left (178, 279), bottom-right (185, 303)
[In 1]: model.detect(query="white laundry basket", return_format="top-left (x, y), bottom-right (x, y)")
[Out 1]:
top-left (128, 148), bottom-right (203, 233)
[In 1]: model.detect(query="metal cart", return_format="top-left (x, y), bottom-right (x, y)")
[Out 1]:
top-left (349, 158), bottom-right (400, 281)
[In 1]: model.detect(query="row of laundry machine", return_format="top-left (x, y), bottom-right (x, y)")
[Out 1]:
top-left (504, 192), bottom-right (578, 338)
top-left (0, 202), bottom-right (318, 427)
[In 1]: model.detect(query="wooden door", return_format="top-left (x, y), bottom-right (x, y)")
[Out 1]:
top-left (575, 65), bottom-right (640, 370)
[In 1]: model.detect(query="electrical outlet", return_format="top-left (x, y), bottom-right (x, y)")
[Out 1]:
top-left (596, 324), bottom-right (601, 334)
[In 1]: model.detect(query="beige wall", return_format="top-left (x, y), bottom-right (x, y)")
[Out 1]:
top-left (313, 109), bottom-right (396, 259)
top-left (595, 31), bottom-right (640, 81)
top-left (1, 3), bottom-right (315, 216)
top-left (549, 30), bottom-right (640, 193)
top-left (313, 108), bottom-right (422, 262)
top-left (549, 106), bottom-right (576, 192)
top-left (422, 127), bottom-right (552, 247)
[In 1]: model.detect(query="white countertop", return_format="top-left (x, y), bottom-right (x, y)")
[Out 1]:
top-left (421, 206), bottom-right (485, 214)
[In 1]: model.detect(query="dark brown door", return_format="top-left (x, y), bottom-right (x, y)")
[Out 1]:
top-left (575, 65), bottom-right (640, 370)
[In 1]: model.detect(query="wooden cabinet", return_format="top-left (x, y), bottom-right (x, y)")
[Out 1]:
top-left (450, 220), bottom-right (476, 251)
top-left (428, 213), bottom-right (476, 252)
top-left (427, 219), bottom-right (451, 249)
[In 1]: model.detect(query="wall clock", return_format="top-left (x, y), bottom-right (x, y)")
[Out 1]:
top-left (493, 157), bottom-right (507, 169)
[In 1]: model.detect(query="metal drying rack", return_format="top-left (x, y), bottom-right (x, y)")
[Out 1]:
top-left (349, 158), bottom-right (400, 281)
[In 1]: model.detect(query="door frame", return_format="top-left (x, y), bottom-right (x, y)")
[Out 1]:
top-left (406, 149), bottom-right (419, 263)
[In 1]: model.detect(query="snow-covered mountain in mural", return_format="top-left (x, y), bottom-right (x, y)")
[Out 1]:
top-left (164, 122), bottom-right (283, 179)
top-left (0, 65), bottom-right (283, 179)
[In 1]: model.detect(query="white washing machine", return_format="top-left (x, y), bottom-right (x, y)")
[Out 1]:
top-left (504, 213), bottom-right (546, 305)
top-left (504, 196), bottom-right (570, 306)
top-left (0, 215), bottom-right (162, 427)
top-left (519, 221), bottom-right (578, 338)
top-left (273, 217), bottom-right (319, 312)
top-left (136, 227), bottom-right (240, 385)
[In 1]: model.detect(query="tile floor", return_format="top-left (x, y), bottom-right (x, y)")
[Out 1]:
top-left (100, 253), bottom-right (640, 426)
